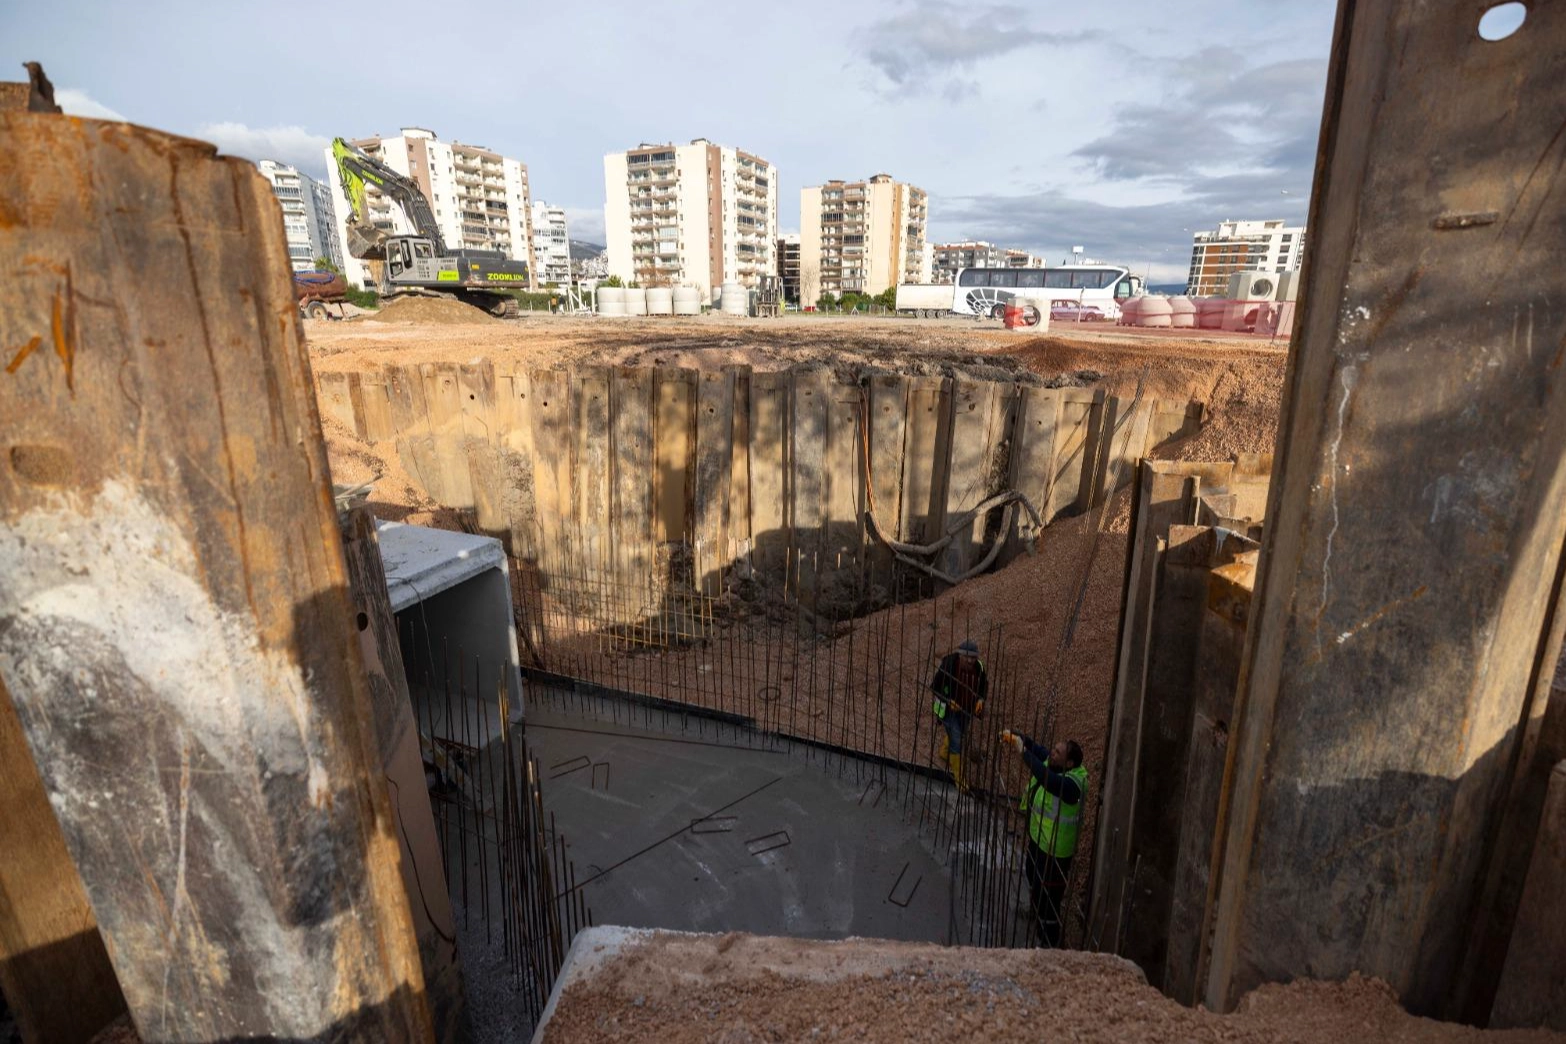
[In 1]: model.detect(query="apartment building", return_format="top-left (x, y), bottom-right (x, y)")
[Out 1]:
top-left (531, 202), bottom-right (572, 285)
top-left (799, 174), bottom-right (929, 304)
top-left (576, 252), bottom-right (609, 280)
top-left (1003, 248), bottom-right (1044, 269)
top-left (930, 241), bottom-right (1005, 283)
top-left (602, 139), bottom-right (778, 303)
top-left (324, 127), bottom-right (536, 289)
top-left (1185, 219), bottom-right (1306, 296)
top-left (776, 233), bottom-right (801, 303)
top-left (257, 160), bottom-right (343, 273)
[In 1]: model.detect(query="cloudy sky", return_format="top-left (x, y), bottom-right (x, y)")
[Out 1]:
top-left (4, 0), bottom-right (1337, 282)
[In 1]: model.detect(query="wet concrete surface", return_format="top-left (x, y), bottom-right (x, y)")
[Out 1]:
top-left (522, 688), bottom-right (957, 944)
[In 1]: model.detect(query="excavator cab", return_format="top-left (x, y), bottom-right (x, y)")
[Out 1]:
top-left (384, 236), bottom-right (444, 286)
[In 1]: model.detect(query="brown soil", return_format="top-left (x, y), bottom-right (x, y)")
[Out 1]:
top-left (539, 493), bottom-right (1130, 815)
top-left (539, 930), bottom-right (1565, 1043)
top-left (310, 313), bottom-right (1286, 753)
top-left (310, 313), bottom-right (1278, 387)
top-left (311, 315), bottom-right (1287, 894)
top-left (364, 294), bottom-right (499, 325)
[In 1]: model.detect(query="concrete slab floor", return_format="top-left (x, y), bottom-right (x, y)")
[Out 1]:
top-left (521, 690), bottom-right (960, 945)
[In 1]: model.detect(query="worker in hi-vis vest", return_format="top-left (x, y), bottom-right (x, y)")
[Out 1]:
top-left (1002, 731), bottom-right (1087, 948)
top-left (930, 639), bottom-right (986, 791)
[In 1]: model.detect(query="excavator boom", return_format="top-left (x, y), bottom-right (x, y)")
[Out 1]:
top-left (330, 137), bottom-right (447, 259)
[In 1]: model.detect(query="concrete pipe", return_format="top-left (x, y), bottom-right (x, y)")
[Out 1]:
top-left (596, 286), bottom-right (626, 316)
top-left (672, 286), bottom-right (701, 315)
top-left (645, 287), bottom-right (674, 315)
top-left (719, 282), bottom-right (748, 316)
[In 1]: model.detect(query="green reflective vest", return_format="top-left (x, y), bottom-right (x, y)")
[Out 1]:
top-left (1021, 764), bottom-right (1088, 858)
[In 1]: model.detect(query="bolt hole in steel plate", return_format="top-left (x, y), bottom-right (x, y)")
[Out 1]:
top-left (1478, 2), bottom-right (1525, 40)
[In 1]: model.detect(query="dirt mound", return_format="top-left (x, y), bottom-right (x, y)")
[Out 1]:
top-left (539, 930), bottom-right (1566, 1043)
top-left (365, 294), bottom-right (500, 325)
top-left (1003, 334), bottom-right (1288, 459)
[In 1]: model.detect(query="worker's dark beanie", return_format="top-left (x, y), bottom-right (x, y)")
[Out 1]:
top-left (959, 639), bottom-right (978, 654)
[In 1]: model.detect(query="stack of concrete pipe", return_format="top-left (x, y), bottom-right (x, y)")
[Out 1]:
top-left (1168, 296), bottom-right (1196, 329)
top-left (672, 286), bottom-right (702, 315)
top-left (719, 282), bottom-right (748, 316)
top-left (1118, 296), bottom-right (1143, 325)
top-left (624, 287), bottom-right (649, 316)
top-left (645, 287), bottom-right (674, 315)
top-left (596, 286), bottom-right (626, 316)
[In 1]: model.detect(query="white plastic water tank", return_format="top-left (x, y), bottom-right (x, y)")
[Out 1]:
top-left (1136, 296), bottom-right (1173, 328)
top-left (645, 287), bottom-right (674, 315)
top-left (1168, 296), bottom-right (1197, 329)
top-left (672, 286), bottom-right (701, 315)
top-left (719, 282), bottom-right (747, 316)
top-left (624, 287), bottom-right (649, 316)
top-left (597, 286), bottom-right (626, 316)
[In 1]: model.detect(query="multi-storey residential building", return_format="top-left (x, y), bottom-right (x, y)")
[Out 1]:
top-left (602, 139), bottom-right (778, 303)
top-left (257, 159), bottom-right (343, 273)
top-left (1003, 249), bottom-right (1044, 269)
top-left (930, 241), bottom-right (1005, 283)
top-left (1185, 219), bottom-right (1306, 296)
top-left (323, 127), bottom-right (536, 290)
top-left (799, 174), bottom-right (929, 304)
top-left (575, 251), bottom-right (609, 280)
top-left (776, 233), bottom-right (801, 303)
top-left (531, 202), bottom-right (571, 285)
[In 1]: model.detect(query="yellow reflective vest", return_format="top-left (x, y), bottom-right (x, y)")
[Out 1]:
top-left (1021, 764), bottom-right (1088, 858)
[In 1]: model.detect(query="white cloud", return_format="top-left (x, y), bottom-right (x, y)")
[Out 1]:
top-left (859, 2), bottom-right (1106, 95)
top-left (557, 205), bottom-right (605, 245)
top-left (55, 88), bottom-right (125, 122)
top-left (197, 122), bottom-right (331, 178)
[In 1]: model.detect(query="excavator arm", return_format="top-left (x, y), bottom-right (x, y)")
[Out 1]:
top-left (330, 137), bottom-right (447, 260)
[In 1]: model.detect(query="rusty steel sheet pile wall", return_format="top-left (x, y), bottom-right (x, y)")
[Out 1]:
top-left (1203, 0), bottom-right (1566, 1022)
top-left (318, 362), bottom-right (1200, 619)
top-left (0, 115), bottom-right (433, 1040)
top-left (1089, 459), bottom-right (1269, 993)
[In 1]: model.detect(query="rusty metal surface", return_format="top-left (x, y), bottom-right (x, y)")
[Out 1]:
top-left (1204, 0), bottom-right (1566, 1017)
top-left (0, 113), bottom-right (432, 1040)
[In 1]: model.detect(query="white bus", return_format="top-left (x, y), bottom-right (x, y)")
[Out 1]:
top-left (951, 265), bottom-right (1142, 321)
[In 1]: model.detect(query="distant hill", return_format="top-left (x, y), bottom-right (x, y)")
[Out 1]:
top-left (569, 239), bottom-right (605, 261)
top-left (1147, 283), bottom-right (1190, 295)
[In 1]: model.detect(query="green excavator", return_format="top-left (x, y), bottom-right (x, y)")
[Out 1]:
top-left (331, 137), bottom-right (528, 316)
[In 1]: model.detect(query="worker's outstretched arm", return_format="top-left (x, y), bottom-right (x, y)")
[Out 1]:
top-left (1020, 738), bottom-right (1083, 805)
